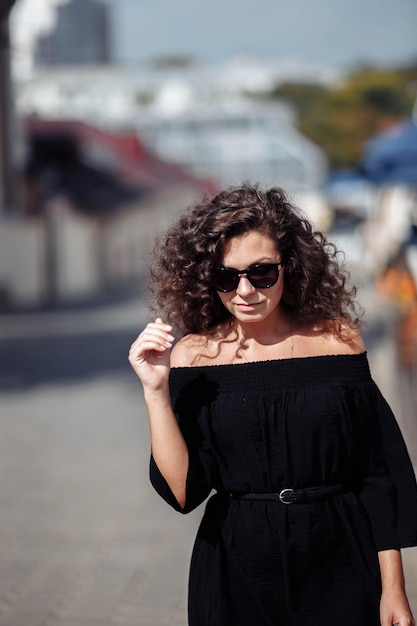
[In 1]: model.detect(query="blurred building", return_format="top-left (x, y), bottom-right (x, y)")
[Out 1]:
top-left (14, 63), bottom-right (328, 193)
top-left (34, 0), bottom-right (110, 67)
top-left (0, 117), bottom-right (210, 310)
top-left (137, 101), bottom-right (327, 193)
top-left (16, 66), bottom-right (138, 124)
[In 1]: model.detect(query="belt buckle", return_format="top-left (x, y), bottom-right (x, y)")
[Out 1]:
top-left (279, 488), bottom-right (295, 504)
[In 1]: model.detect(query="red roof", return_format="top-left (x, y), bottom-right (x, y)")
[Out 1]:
top-left (23, 116), bottom-right (208, 192)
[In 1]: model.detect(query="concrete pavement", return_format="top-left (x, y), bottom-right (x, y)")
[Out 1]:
top-left (0, 294), bottom-right (416, 625)
top-left (0, 298), bottom-right (201, 625)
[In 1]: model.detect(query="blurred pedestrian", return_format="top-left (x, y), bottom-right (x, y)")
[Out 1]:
top-left (386, 259), bottom-right (417, 361)
top-left (377, 246), bottom-right (417, 424)
top-left (129, 185), bottom-right (417, 626)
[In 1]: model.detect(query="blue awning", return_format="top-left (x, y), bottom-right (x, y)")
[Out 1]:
top-left (361, 118), bottom-right (417, 185)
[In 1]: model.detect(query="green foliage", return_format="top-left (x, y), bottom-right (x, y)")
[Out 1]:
top-left (268, 64), bottom-right (417, 169)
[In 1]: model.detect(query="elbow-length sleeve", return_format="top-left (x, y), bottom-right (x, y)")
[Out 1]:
top-left (149, 370), bottom-right (219, 514)
top-left (356, 380), bottom-right (417, 552)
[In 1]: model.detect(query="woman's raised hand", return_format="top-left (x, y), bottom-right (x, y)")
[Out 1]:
top-left (128, 318), bottom-right (175, 391)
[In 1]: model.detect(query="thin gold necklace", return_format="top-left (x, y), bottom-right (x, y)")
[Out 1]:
top-left (289, 323), bottom-right (294, 358)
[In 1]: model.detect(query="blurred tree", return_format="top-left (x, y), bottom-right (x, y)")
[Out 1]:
top-left (266, 82), bottom-right (326, 118)
top-left (267, 65), bottom-right (417, 170)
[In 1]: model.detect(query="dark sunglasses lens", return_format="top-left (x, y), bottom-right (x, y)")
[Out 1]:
top-left (248, 265), bottom-right (279, 288)
top-left (213, 269), bottom-right (238, 292)
top-left (213, 264), bottom-right (280, 292)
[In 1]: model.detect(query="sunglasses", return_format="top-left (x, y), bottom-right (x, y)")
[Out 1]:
top-left (213, 262), bottom-right (283, 293)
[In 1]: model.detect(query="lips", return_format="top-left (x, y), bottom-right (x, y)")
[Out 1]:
top-left (236, 302), bottom-right (260, 309)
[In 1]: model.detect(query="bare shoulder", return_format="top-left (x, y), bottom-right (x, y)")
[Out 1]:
top-left (323, 322), bottom-right (366, 355)
top-left (171, 324), bottom-right (233, 367)
top-left (170, 333), bottom-right (211, 367)
top-left (296, 320), bottom-right (365, 357)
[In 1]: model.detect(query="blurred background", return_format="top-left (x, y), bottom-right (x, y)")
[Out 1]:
top-left (0, 1), bottom-right (416, 624)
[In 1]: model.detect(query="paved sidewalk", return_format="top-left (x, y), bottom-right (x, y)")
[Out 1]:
top-left (0, 299), bottom-right (200, 625)
top-left (0, 373), bottom-right (201, 625)
top-left (0, 295), bottom-right (416, 625)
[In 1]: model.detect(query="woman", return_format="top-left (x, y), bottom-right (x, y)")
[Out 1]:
top-left (129, 185), bottom-right (417, 625)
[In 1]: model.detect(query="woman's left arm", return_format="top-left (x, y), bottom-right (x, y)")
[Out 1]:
top-left (378, 549), bottom-right (415, 626)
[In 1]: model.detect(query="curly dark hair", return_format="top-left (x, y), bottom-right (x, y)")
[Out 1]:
top-left (149, 184), bottom-right (362, 336)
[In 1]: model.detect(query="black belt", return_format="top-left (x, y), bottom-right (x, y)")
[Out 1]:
top-left (230, 484), bottom-right (345, 505)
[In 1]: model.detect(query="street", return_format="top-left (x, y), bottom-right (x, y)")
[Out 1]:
top-left (0, 292), bottom-right (416, 625)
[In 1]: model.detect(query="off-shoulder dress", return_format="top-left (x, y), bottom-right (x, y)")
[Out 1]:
top-left (150, 352), bottom-right (417, 626)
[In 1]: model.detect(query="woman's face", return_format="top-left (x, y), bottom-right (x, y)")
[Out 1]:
top-left (215, 230), bottom-right (285, 325)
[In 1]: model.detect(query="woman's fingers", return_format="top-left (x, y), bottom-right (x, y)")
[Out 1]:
top-left (128, 320), bottom-right (175, 388)
top-left (133, 327), bottom-right (174, 351)
top-left (129, 320), bottom-right (174, 361)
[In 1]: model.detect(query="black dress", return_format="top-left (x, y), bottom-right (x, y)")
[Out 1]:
top-left (150, 353), bottom-right (417, 626)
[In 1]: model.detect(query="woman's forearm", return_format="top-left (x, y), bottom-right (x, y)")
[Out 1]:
top-left (128, 320), bottom-right (189, 508)
top-left (145, 386), bottom-right (189, 508)
top-left (378, 549), bottom-right (415, 626)
top-left (378, 549), bottom-right (406, 591)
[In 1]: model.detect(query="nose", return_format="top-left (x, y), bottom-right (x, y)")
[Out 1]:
top-left (235, 274), bottom-right (256, 296)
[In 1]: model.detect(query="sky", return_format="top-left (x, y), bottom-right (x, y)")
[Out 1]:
top-left (10, 0), bottom-right (417, 72)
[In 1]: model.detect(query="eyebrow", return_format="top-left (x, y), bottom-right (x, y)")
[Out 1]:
top-left (221, 258), bottom-right (281, 268)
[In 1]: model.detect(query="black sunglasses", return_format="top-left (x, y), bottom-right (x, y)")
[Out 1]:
top-left (213, 262), bottom-right (283, 293)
